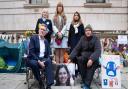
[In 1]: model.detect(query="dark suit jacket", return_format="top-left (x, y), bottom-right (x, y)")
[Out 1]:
top-left (27, 35), bottom-right (51, 60)
top-left (35, 18), bottom-right (53, 43)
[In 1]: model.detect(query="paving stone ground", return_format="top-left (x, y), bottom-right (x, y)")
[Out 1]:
top-left (0, 67), bottom-right (128, 89)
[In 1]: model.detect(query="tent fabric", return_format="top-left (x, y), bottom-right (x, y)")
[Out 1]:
top-left (0, 57), bottom-right (7, 69)
top-left (0, 39), bottom-right (23, 73)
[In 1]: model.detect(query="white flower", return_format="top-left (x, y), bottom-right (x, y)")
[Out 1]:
top-left (46, 22), bottom-right (49, 25)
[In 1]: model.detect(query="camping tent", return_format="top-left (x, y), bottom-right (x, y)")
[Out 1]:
top-left (0, 39), bottom-right (23, 73)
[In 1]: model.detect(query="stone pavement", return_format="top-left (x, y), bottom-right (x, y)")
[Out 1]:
top-left (0, 67), bottom-right (128, 89)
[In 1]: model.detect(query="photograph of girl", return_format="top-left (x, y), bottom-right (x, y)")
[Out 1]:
top-left (55, 64), bottom-right (70, 86)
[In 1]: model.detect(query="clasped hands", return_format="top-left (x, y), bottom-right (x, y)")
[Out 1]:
top-left (57, 32), bottom-right (63, 39)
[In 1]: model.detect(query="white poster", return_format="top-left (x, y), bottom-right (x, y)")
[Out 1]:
top-left (101, 55), bottom-right (121, 88)
top-left (55, 63), bottom-right (75, 86)
top-left (118, 35), bottom-right (128, 44)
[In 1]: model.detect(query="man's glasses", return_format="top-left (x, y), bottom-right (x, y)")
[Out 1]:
top-left (40, 29), bottom-right (47, 31)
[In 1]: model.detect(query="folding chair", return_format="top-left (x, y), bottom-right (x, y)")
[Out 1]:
top-left (23, 56), bottom-right (46, 89)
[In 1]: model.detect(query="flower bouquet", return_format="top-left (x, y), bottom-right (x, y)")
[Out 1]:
top-left (55, 32), bottom-right (63, 45)
top-left (24, 30), bottom-right (34, 37)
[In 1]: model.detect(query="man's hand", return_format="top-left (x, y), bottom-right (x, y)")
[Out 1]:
top-left (38, 60), bottom-right (45, 68)
top-left (87, 59), bottom-right (93, 68)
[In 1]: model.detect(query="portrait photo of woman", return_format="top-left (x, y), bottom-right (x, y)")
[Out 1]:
top-left (55, 64), bottom-right (70, 86)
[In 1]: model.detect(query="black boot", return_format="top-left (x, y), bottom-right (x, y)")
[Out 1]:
top-left (39, 81), bottom-right (45, 89)
top-left (46, 85), bottom-right (51, 89)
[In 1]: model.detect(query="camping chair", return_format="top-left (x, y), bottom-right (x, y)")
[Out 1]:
top-left (23, 56), bottom-right (46, 89)
top-left (93, 57), bottom-right (102, 86)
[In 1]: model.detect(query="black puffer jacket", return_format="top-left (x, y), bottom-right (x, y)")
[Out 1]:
top-left (69, 35), bottom-right (101, 64)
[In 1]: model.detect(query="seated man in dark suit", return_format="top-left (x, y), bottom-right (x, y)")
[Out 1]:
top-left (27, 24), bottom-right (54, 89)
top-left (35, 8), bottom-right (53, 44)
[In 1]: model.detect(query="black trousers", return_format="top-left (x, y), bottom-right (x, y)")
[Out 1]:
top-left (77, 57), bottom-right (98, 88)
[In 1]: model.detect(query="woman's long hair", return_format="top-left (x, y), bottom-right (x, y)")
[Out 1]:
top-left (72, 11), bottom-right (82, 25)
top-left (53, 2), bottom-right (66, 24)
top-left (55, 64), bottom-right (70, 86)
top-left (56, 2), bottom-right (64, 15)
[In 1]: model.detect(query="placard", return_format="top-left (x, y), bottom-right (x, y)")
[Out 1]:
top-left (118, 35), bottom-right (127, 44)
top-left (101, 55), bottom-right (121, 88)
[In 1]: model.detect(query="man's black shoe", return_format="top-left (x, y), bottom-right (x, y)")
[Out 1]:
top-left (39, 84), bottom-right (45, 89)
top-left (39, 81), bottom-right (45, 89)
top-left (46, 86), bottom-right (51, 89)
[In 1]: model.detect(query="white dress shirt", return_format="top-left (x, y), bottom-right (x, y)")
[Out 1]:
top-left (39, 36), bottom-right (45, 57)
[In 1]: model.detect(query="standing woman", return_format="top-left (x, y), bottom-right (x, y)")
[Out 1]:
top-left (35, 8), bottom-right (53, 44)
top-left (68, 11), bottom-right (84, 53)
top-left (68, 11), bottom-right (84, 77)
top-left (53, 2), bottom-right (67, 63)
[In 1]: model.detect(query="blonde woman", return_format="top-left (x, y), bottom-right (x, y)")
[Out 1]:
top-left (35, 8), bottom-right (53, 44)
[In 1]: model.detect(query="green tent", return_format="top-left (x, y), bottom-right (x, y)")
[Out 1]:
top-left (0, 39), bottom-right (23, 73)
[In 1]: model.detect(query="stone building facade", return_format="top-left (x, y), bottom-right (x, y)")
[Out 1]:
top-left (0, 0), bottom-right (127, 33)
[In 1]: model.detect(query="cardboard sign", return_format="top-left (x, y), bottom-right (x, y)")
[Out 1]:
top-left (118, 35), bottom-right (128, 45)
top-left (101, 55), bottom-right (121, 88)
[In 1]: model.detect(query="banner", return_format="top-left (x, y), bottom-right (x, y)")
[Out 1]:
top-left (101, 55), bottom-right (121, 88)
